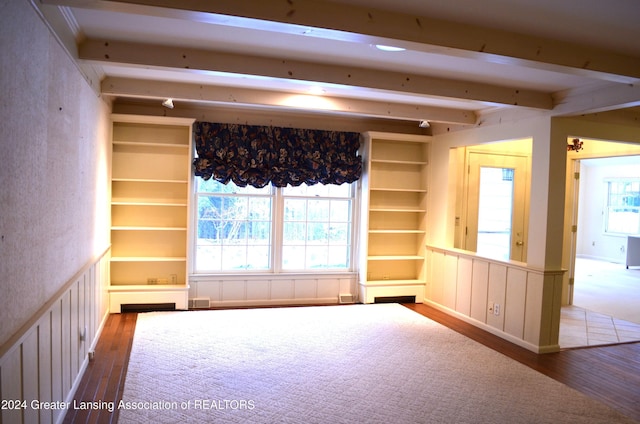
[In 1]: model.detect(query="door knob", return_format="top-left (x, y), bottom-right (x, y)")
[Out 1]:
top-left (515, 241), bottom-right (524, 246)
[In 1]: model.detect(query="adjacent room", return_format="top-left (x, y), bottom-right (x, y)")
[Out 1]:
top-left (2, 1), bottom-right (640, 423)
top-left (560, 151), bottom-right (640, 348)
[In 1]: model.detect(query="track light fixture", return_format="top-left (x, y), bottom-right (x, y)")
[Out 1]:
top-left (162, 98), bottom-right (174, 109)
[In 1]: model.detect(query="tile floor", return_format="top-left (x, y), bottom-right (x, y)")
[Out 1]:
top-left (560, 305), bottom-right (640, 349)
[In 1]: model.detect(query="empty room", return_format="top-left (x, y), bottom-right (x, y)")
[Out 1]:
top-left (2, 1), bottom-right (640, 423)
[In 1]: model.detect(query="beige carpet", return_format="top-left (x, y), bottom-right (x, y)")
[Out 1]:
top-left (119, 304), bottom-right (636, 423)
top-left (574, 257), bottom-right (640, 324)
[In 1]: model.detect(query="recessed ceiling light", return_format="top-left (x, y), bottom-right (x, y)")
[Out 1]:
top-left (375, 44), bottom-right (406, 52)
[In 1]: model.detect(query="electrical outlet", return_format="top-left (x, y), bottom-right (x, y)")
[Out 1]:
top-left (170, 274), bottom-right (178, 284)
top-left (494, 303), bottom-right (500, 316)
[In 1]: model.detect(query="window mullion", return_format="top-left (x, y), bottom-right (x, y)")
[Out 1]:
top-left (272, 188), bottom-right (284, 273)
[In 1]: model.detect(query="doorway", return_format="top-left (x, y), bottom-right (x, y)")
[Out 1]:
top-left (561, 149), bottom-right (640, 348)
top-left (465, 153), bottom-right (528, 261)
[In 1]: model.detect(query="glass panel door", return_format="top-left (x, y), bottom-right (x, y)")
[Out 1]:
top-left (477, 167), bottom-right (514, 260)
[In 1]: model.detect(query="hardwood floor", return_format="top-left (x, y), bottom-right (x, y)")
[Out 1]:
top-left (65, 304), bottom-right (640, 423)
top-left (63, 313), bottom-right (137, 424)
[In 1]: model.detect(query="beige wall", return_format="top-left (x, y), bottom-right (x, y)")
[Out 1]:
top-left (0, 0), bottom-right (111, 348)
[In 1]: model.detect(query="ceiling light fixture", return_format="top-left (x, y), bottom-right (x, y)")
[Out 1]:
top-left (308, 86), bottom-right (325, 95)
top-left (419, 120), bottom-right (430, 128)
top-left (162, 98), bottom-right (174, 109)
top-left (375, 44), bottom-right (406, 52)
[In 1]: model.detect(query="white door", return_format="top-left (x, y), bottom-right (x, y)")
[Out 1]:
top-left (465, 153), bottom-right (528, 262)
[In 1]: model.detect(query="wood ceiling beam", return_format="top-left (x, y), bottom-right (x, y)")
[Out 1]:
top-left (44, 0), bottom-right (640, 82)
top-left (80, 39), bottom-right (552, 110)
top-left (101, 77), bottom-right (477, 124)
top-left (553, 83), bottom-right (640, 116)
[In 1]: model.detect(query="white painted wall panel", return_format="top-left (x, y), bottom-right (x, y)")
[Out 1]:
top-left (487, 263), bottom-right (507, 330)
top-left (271, 280), bottom-right (295, 300)
top-left (504, 268), bottom-right (527, 339)
top-left (443, 254), bottom-right (458, 309)
top-left (23, 330), bottom-right (39, 424)
top-left (222, 280), bottom-right (247, 301)
top-left (0, 254), bottom-right (109, 424)
top-left (456, 257), bottom-right (473, 315)
top-left (522, 271), bottom-right (543, 347)
top-left (246, 280), bottom-right (271, 300)
top-left (191, 275), bottom-right (356, 307)
top-left (295, 279), bottom-right (318, 299)
top-left (429, 251), bottom-right (445, 304)
top-left (61, 292), bottom-right (72, 400)
top-left (470, 260), bottom-right (489, 322)
top-left (425, 246), bottom-right (564, 352)
top-left (319, 279), bottom-right (341, 299)
top-left (1, 347), bottom-right (22, 424)
top-left (50, 302), bottom-right (63, 420)
top-left (38, 315), bottom-right (53, 424)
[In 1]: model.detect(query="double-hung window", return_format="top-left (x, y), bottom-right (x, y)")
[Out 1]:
top-left (194, 179), bottom-right (356, 273)
top-left (604, 179), bottom-right (640, 235)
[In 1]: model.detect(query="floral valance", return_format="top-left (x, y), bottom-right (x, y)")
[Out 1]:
top-left (193, 122), bottom-right (362, 188)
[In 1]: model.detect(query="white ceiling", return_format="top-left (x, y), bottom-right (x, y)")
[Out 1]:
top-left (37, 0), bottom-right (640, 129)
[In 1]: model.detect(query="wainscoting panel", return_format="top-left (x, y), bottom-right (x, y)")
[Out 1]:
top-left (455, 257), bottom-right (473, 316)
top-left (505, 268), bottom-right (528, 340)
top-left (425, 246), bottom-right (565, 353)
top-left (470, 260), bottom-right (489, 323)
top-left (0, 249), bottom-right (110, 424)
top-left (487, 263), bottom-right (507, 330)
top-left (189, 274), bottom-right (357, 308)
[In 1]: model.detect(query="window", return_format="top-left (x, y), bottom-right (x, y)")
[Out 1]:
top-left (194, 179), bottom-right (356, 273)
top-left (605, 179), bottom-right (640, 235)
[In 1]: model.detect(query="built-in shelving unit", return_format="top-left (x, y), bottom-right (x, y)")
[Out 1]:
top-left (108, 114), bottom-right (195, 313)
top-left (359, 132), bottom-right (430, 303)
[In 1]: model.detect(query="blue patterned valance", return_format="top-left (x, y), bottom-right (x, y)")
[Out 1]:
top-left (193, 122), bottom-right (362, 188)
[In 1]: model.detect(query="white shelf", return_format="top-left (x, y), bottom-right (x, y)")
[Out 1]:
top-left (367, 255), bottom-right (424, 261)
top-left (370, 187), bottom-right (427, 193)
top-left (370, 208), bottom-right (426, 213)
top-left (113, 141), bottom-right (189, 149)
top-left (108, 284), bottom-right (187, 291)
top-left (371, 159), bottom-right (428, 166)
top-left (369, 230), bottom-right (425, 234)
top-left (111, 226), bottom-right (187, 231)
top-left (360, 132), bottom-right (431, 303)
top-left (362, 279), bottom-right (425, 287)
top-left (112, 178), bottom-right (188, 184)
top-left (112, 201), bottom-right (188, 207)
top-left (111, 256), bottom-right (187, 262)
top-left (109, 115), bottom-right (194, 311)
